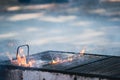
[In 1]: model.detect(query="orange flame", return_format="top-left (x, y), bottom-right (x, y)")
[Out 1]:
top-left (7, 49), bottom-right (35, 67)
top-left (7, 48), bottom-right (86, 66)
top-left (80, 48), bottom-right (85, 56)
top-left (50, 56), bottom-right (74, 65)
top-left (51, 48), bottom-right (85, 65)
top-left (51, 57), bottom-right (62, 64)
top-left (67, 56), bottom-right (73, 62)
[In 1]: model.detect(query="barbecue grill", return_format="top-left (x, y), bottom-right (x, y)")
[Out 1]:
top-left (0, 45), bottom-right (120, 80)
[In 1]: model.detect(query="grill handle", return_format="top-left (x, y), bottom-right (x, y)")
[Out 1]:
top-left (16, 44), bottom-right (29, 63)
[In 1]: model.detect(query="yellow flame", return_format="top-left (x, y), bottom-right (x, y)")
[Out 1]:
top-left (51, 56), bottom-right (74, 65)
top-left (51, 48), bottom-right (86, 65)
top-left (80, 48), bottom-right (85, 56)
top-left (67, 56), bottom-right (73, 62)
top-left (7, 49), bottom-right (35, 67)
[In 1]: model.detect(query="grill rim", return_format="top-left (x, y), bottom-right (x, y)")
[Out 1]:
top-left (1, 64), bottom-right (120, 80)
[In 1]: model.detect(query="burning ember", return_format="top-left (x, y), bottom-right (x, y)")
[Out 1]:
top-left (50, 49), bottom-right (85, 65)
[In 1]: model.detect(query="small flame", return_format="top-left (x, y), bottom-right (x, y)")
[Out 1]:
top-left (7, 49), bottom-right (35, 67)
top-left (67, 57), bottom-right (73, 61)
top-left (51, 57), bottom-right (62, 64)
top-left (80, 48), bottom-right (85, 56)
top-left (51, 48), bottom-right (86, 65)
top-left (51, 56), bottom-right (74, 64)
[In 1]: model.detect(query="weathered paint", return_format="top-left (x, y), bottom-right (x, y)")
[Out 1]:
top-left (5, 70), bottom-right (108, 80)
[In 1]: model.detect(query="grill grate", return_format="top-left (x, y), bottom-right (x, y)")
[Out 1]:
top-left (69, 57), bottom-right (120, 78)
top-left (43, 54), bottom-right (108, 70)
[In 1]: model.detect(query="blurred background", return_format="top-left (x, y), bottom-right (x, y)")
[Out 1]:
top-left (0, 0), bottom-right (120, 61)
